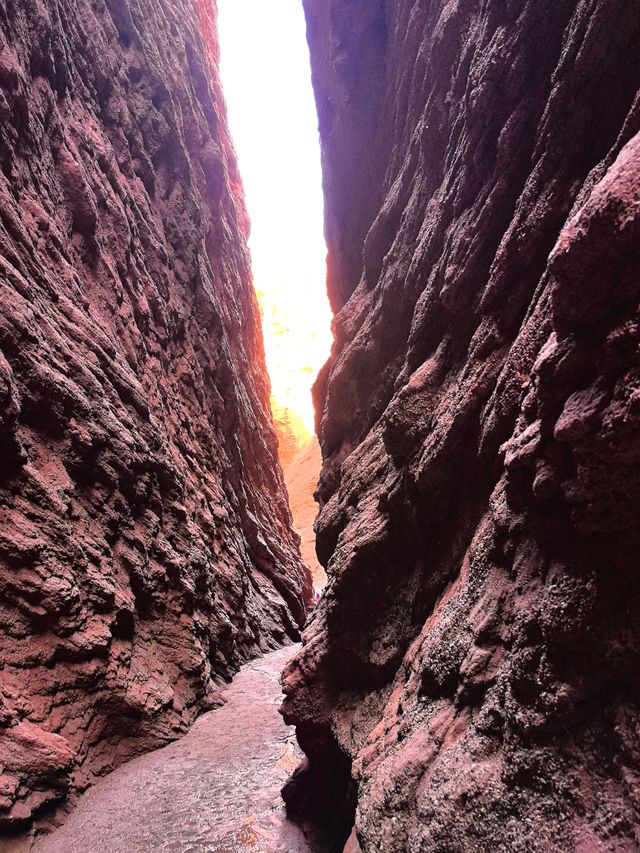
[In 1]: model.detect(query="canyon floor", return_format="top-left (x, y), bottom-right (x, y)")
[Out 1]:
top-left (10, 645), bottom-right (327, 853)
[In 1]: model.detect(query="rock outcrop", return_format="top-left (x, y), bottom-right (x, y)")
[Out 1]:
top-left (283, 1), bottom-right (640, 850)
top-left (0, 0), bottom-right (310, 830)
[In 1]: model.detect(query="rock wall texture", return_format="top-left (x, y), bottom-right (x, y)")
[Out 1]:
top-left (283, 1), bottom-right (640, 850)
top-left (0, 0), bottom-right (310, 830)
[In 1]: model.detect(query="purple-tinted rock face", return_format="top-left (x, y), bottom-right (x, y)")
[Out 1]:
top-left (0, 0), bottom-right (310, 829)
top-left (283, 1), bottom-right (640, 850)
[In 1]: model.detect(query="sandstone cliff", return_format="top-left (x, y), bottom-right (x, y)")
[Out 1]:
top-left (0, 0), bottom-right (310, 829)
top-left (283, 1), bottom-right (640, 850)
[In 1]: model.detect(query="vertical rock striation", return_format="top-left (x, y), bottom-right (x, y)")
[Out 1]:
top-left (283, 1), bottom-right (640, 850)
top-left (0, 0), bottom-right (310, 830)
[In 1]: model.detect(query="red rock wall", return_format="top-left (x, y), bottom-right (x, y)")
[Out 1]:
top-left (283, 435), bottom-right (326, 590)
top-left (0, 0), bottom-right (310, 829)
top-left (283, 1), bottom-right (640, 849)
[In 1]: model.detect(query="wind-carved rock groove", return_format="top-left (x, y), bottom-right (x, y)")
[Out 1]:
top-left (283, 1), bottom-right (640, 851)
top-left (0, 0), bottom-right (310, 831)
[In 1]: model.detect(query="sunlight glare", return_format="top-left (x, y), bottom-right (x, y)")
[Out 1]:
top-left (217, 0), bottom-right (332, 444)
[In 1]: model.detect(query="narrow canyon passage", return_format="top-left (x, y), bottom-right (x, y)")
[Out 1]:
top-left (18, 646), bottom-right (322, 853)
top-left (217, 0), bottom-right (330, 596)
top-left (1, 0), bottom-right (639, 848)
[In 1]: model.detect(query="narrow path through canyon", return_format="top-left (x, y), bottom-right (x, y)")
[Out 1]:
top-left (22, 646), bottom-right (322, 853)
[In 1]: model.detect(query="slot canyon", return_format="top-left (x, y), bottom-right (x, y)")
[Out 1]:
top-left (0, 1), bottom-right (639, 852)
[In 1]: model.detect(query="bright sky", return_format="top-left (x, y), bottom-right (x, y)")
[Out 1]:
top-left (217, 0), bottom-right (332, 441)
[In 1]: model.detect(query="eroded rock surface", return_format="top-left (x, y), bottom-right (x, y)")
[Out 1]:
top-left (0, 0), bottom-right (310, 830)
top-left (21, 646), bottom-right (321, 853)
top-left (283, 1), bottom-right (640, 850)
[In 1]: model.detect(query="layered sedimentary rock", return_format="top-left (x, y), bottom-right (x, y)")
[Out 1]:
top-left (0, 0), bottom-right (310, 829)
top-left (283, 1), bottom-right (640, 850)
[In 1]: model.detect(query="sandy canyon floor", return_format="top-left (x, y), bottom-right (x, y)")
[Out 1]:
top-left (11, 645), bottom-right (325, 853)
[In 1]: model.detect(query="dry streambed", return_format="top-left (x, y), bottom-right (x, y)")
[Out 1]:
top-left (21, 645), bottom-right (323, 853)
